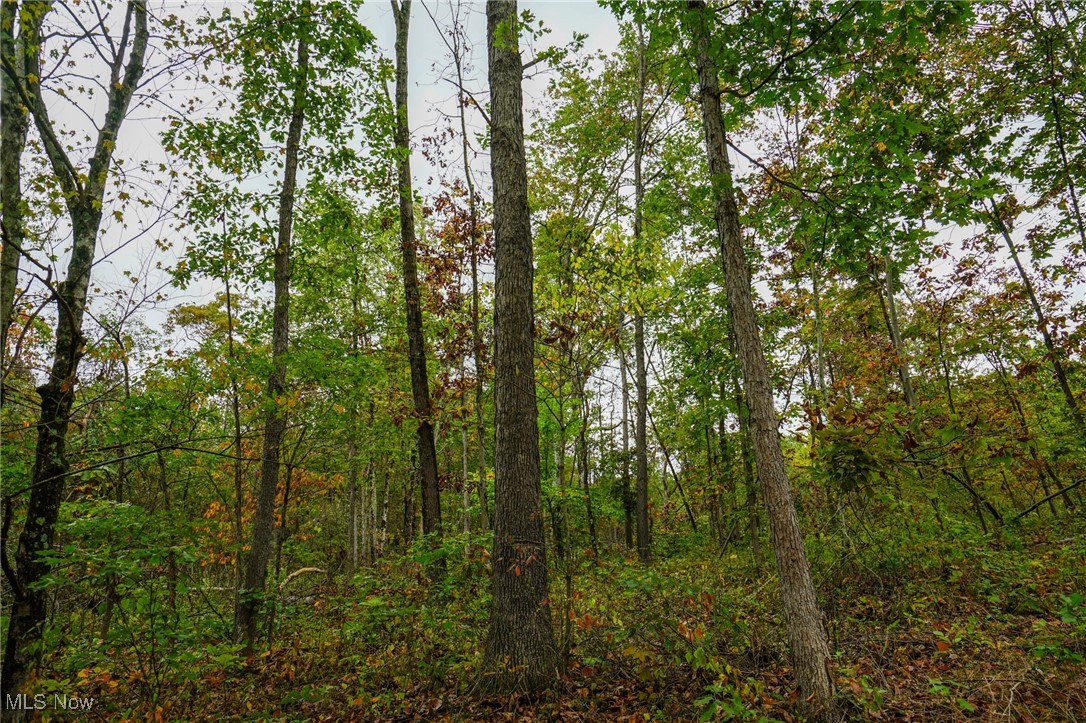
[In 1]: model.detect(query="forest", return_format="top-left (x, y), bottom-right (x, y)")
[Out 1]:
top-left (1, 0), bottom-right (1084, 720)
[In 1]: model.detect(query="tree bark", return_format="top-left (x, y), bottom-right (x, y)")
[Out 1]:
top-left (462, 359), bottom-right (471, 534)
top-left (634, 314), bottom-right (650, 562)
top-left (448, 7), bottom-right (490, 530)
top-left (224, 268), bottom-right (247, 629)
top-left (404, 453), bottom-right (417, 546)
top-left (882, 253), bottom-right (917, 407)
top-left (575, 371), bottom-right (599, 562)
top-left (2, 0), bottom-right (147, 703)
top-left (811, 266), bottom-right (827, 410)
top-left (733, 367), bottom-right (762, 571)
top-left (236, 34), bottom-right (308, 651)
top-left (347, 291), bottom-right (365, 571)
top-left (0, 0), bottom-right (36, 392)
top-left (618, 319), bottom-right (634, 549)
top-left (688, 0), bottom-right (834, 710)
top-left (986, 200), bottom-right (1084, 432)
top-left (347, 437), bottom-right (359, 571)
top-left (481, 0), bottom-right (557, 692)
top-left (632, 20), bottom-right (651, 563)
top-left (267, 463), bottom-right (294, 644)
top-left (392, 0), bottom-right (444, 576)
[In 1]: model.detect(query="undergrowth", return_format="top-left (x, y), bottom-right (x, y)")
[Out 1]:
top-left (26, 516), bottom-right (1086, 721)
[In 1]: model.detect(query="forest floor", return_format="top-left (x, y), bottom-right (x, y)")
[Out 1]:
top-left (55, 516), bottom-right (1085, 721)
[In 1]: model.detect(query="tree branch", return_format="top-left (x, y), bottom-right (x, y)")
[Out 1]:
top-left (1014, 478), bottom-right (1085, 521)
top-left (722, 2), bottom-right (860, 100)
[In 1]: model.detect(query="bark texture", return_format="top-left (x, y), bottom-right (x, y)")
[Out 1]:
top-left (688, 0), bottom-right (834, 710)
top-left (481, 0), bottom-right (557, 692)
top-left (2, 0), bottom-right (147, 704)
top-left (392, 0), bottom-right (443, 571)
top-left (237, 34), bottom-right (308, 650)
top-left (618, 322), bottom-right (634, 549)
top-left (0, 0), bottom-right (34, 384)
top-left (632, 21), bottom-right (650, 562)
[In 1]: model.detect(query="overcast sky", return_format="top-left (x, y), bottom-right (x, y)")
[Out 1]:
top-left (26, 1), bottom-right (622, 353)
top-left (23, 0), bottom-right (1063, 367)
top-left (364, 1), bottom-right (621, 191)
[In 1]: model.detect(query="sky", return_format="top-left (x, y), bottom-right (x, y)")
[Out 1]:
top-left (15, 0), bottom-right (1072, 381)
top-left (18, 1), bottom-right (621, 359)
top-left (363, 0), bottom-right (621, 192)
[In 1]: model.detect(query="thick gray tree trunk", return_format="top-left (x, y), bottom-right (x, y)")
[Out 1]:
top-left (237, 34), bottom-right (308, 650)
top-left (481, 0), bottom-right (557, 692)
top-left (688, 0), bottom-right (834, 711)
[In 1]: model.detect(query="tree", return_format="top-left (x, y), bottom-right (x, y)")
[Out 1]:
top-left (421, 0), bottom-right (492, 529)
top-left (0, 0), bottom-right (40, 388)
top-left (686, 0), bottom-right (834, 709)
top-left (481, 0), bottom-right (557, 692)
top-left (236, 24), bottom-right (308, 650)
top-left (632, 20), bottom-right (651, 563)
top-left (391, 0), bottom-right (443, 576)
top-left (165, 0), bottom-right (381, 649)
top-left (1, 0), bottom-right (148, 702)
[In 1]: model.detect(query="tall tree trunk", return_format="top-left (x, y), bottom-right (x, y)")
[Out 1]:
top-left (732, 369), bottom-right (762, 571)
top-left (1031, 3), bottom-right (1086, 254)
top-left (404, 453), bottom-right (417, 546)
top-left (236, 34), bottom-right (308, 651)
top-left (688, 1), bottom-right (834, 709)
top-left (575, 371), bottom-right (599, 562)
top-left (883, 253), bottom-right (917, 407)
top-left (618, 320), bottom-right (634, 549)
top-left (0, 0), bottom-right (35, 392)
top-left (986, 200), bottom-right (1084, 431)
top-left (224, 267), bottom-right (246, 629)
top-left (268, 463), bottom-right (294, 645)
top-left (632, 20), bottom-right (651, 563)
top-left (462, 360), bottom-right (472, 534)
top-left (552, 430), bottom-right (568, 565)
top-left (811, 266), bottom-right (828, 411)
top-left (448, 7), bottom-right (490, 529)
top-left (392, 0), bottom-right (443, 578)
top-left (1049, 94), bottom-right (1086, 255)
top-left (2, 0), bottom-right (147, 703)
top-left (481, 0), bottom-right (557, 692)
top-left (346, 290), bottom-right (364, 572)
top-left (634, 314), bottom-right (650, 562)
top-left (378, 467), bottom-right (389, 558)
top-left (347, 437), bottom-right (359, 571)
